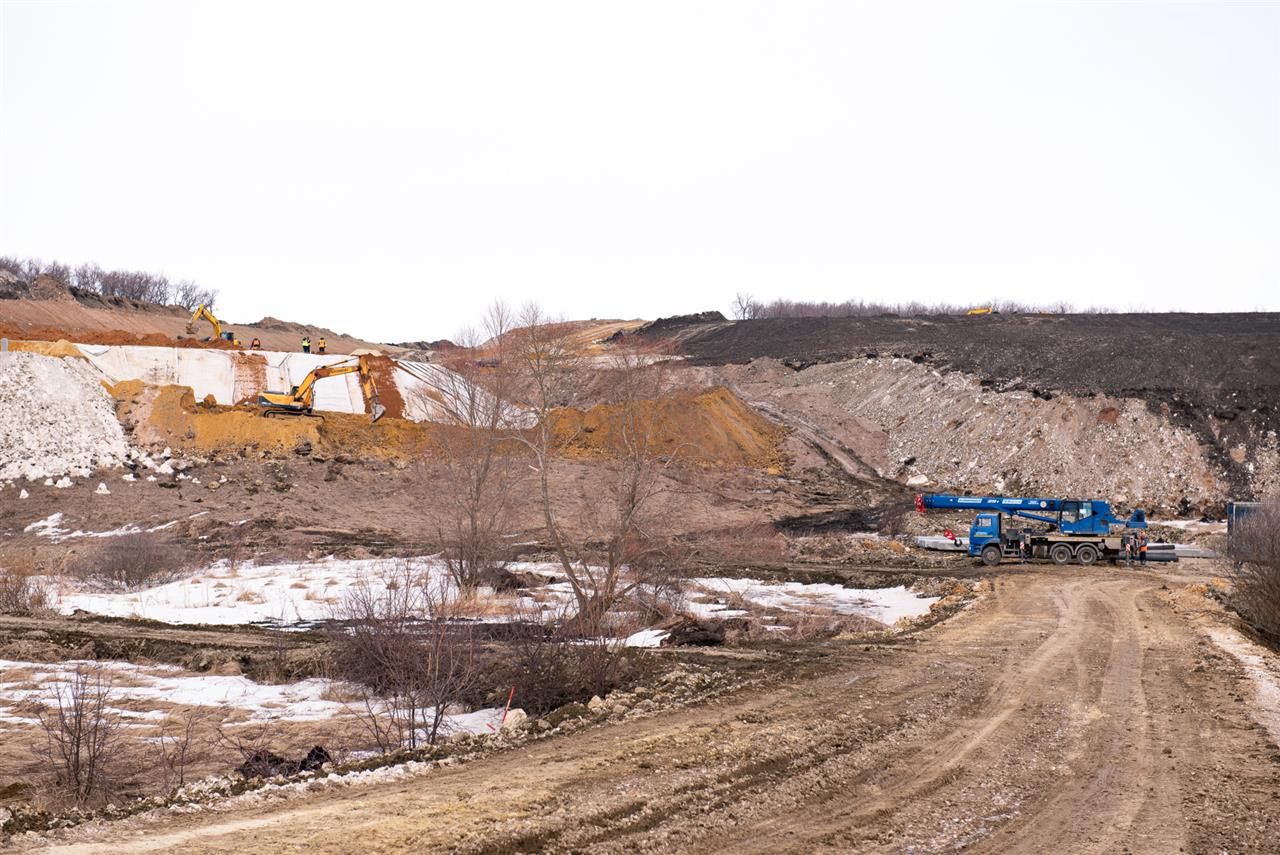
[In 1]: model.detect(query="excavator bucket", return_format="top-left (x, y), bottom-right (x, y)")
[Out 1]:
top-left (371, 402), bottom-right (387, 424)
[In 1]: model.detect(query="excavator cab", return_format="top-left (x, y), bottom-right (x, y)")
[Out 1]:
top-left (257, 355), bottom-right (387, 423)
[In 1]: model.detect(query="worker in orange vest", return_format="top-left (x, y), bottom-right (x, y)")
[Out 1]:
top-left (317, 337), bottom-right (327, 354)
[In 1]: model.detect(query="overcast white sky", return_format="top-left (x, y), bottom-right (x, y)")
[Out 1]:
top-left (2, 1), bottom-right (1277, 342)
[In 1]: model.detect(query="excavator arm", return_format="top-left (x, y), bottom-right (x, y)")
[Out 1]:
top-left (186, 304), bottom-right (223, 339)
top-left (257, 356), bottom-right (386, 423)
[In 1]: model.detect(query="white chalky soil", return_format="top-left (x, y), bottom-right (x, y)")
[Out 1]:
top-left (0, 352), bottom-right (131, 482)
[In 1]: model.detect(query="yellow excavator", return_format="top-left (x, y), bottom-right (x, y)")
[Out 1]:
top-left (257, 355), bottom-right (387, 423)
top-left (966, 306), bottom-right (996, 316)
top-left (186, 304), bottom-right (240, 345)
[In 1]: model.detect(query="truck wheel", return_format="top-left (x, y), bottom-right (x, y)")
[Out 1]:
top-left (1076, 545), bottom-right (1099, 566)
top-left (981, 545), bottom-right (1002, 566)
top-left (1050, 544), bottom-right (1072, 565)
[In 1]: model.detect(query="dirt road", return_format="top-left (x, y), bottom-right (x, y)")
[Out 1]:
top-left (19, 567), bottom-right (1280, 854)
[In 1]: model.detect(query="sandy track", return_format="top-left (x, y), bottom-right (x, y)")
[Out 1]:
top-left (18, 568), bottom-right (1280, 854)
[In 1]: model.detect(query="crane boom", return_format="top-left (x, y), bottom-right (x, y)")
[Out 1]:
top-left (916, 492), bottom-right (1145, 535)
top-left (915, 492), bottom-right (1149, 566)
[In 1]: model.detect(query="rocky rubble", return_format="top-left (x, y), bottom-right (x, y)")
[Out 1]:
top-left (0, 352), bottom-right (131, 482)
top-left (730, 355), bottom-right (1246, 514)
top-left (812, 358), bottom-right (1232, 512)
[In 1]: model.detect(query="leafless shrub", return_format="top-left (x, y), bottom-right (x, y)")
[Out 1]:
top-left (0, 565), bottom-right (50, 614)
top-left (629, 576), bottom-right (687, 624)
top-left (70, 532), bottom-right (189, 590)
top-left (493, 606), bottom-right (650, 715)
top-left (154, 708), bottom-right (211, 792)
top-left (35, 666), bottom-right (122, 806)
top-left (1227, 499), bottom-right (1280, 641)
top-left (329, 564), bottom-right (481, 750)
top-left (213, 721), bottom-right (283, 778)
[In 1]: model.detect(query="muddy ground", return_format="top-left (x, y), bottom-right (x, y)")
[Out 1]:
top-left (11, 561), bottom-right (1279, 855)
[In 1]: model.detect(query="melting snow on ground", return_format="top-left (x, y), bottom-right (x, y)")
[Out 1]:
top-left (56, 556), bottom-right (451, 625)
top-left (51, 555), bottom-right (939, 633)
top-left (24, 511), bottom-right (184, 543)
top-left (686, 577), bottom-right (939, 627)
top-left (0, 658), bottom-right (504, 734)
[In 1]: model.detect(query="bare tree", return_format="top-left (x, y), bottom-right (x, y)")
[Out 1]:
top-left (173, 279), bottom-right (218, 311)
top-left (36, 666), bottom-right (122, 806)
top-left (512, 307), bottom-right (688, 636)
top-left (71, 262), bottom-right (104, 292)
top-left (420, 301), bottom-right (527, 591)
top-left (331, 563), bottom-right (480, 750)
top-left (731, 292), bottom-right (762, 320)
top-left (40, 260), bottom-right (72, 284)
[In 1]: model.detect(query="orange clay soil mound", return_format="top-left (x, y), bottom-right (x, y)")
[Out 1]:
top-left (0, 322), bottom-right (236, 350)
top-left (106, 381), bottom-right (783, 470)
top-left (548, 386), bottom-right (787, 470)
top-left (8, 339), bottom-right (85, 358)
top-left (111, 380), bottom-right (437, 460)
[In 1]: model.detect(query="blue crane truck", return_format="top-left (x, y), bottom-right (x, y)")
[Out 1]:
top-left (916, 493), bottom-right (1148, 566)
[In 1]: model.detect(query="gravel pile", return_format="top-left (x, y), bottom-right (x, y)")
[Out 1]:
top-left (0, 351), bottom-right (131, 482)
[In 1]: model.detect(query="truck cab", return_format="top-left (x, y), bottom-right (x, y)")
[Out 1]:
top-left (968, 512), bottom-right (1001, 555)
top-left (966, 513), bottom-right (1031, 563)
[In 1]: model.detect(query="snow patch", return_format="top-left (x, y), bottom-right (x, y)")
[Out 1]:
top-left (688, 577), bottom-right (939, 627)
top-left (57, 556), bottom-right (455, 625)
top-left (0, 658), bottom-right (505, 735)
top-left (624, 629), bottom-right (670, 648)
top-left (22, 512), bottom-right (180, 544)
